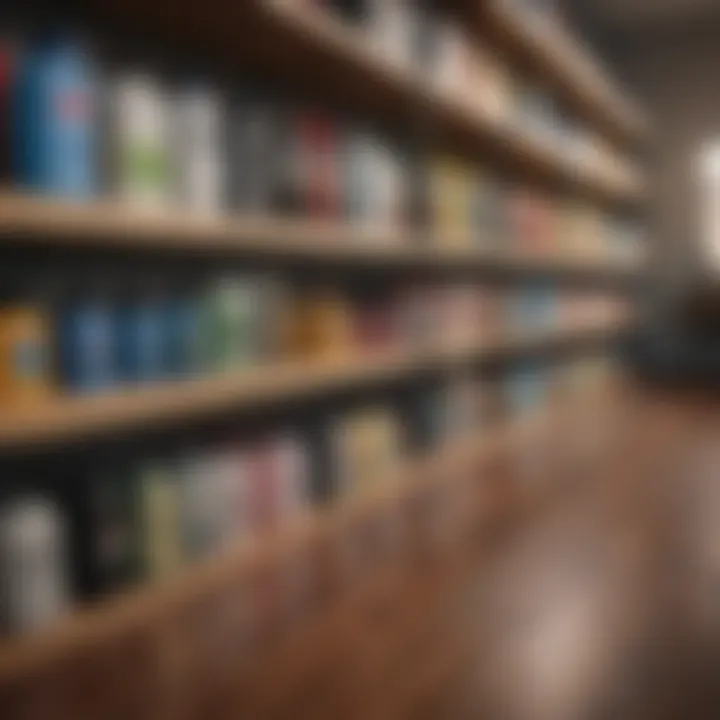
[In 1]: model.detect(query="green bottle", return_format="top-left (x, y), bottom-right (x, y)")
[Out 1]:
top-left (198, 277), bottom-right (259, 374)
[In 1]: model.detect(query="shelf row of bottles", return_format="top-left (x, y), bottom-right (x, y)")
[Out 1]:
top-left (0, 355), bottom-right (618, 638)
top-left (313, 0), bottom-right (639, 182)
top-left (0, 276), bottom-right (629, 409)
top-left (0, 27), bottom-right (643, 248)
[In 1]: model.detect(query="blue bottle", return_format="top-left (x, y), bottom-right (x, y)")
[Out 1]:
top-left (13, 34), bottom-right (96, 197)
top-left (162, 294), bottom-right (200, 379)
top-left (58, 295), bottom-right (114, 393)
top-left (114, 289), bottom-right (165, 385)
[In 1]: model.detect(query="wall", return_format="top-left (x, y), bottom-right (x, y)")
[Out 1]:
top-left (555, 10), bottom-right (720, 376)
top-left (591, 21), bottom-right (720, 285)
top-left (602, 22), bottom-right (720, 378)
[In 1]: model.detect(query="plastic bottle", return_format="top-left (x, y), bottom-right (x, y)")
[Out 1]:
top-left (161, 285), bottom-right (200, 379)
top-left (114, 280), bottom-right (165, 385)
top-left (229, 86), bottom-right (283, 213)
top-left (0, 496), bottom-right (70, 635)
top-left (13, 33), bottom-right (96, 197)
top-left (57, 286), bottom-right (114, 393)
top-left (198, 276), bottom-right (259, 373)
top-left (0, 38), bottom-right (15, 182)
top-left (137, 460), bottom-right (182, 580)
top-left (172, 84), bottom-right (224, 214)
top-left (110, 73), bottom-right (170, 209)
top-left (0, 287), bottom-right (53, 408)
top-left (178, 452), bottom-right (223, 559)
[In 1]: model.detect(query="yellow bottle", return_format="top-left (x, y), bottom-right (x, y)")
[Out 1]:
top-left (284, 290), bottom-right (354, 360)
top-left (0, 306), bottom-right (53, 409)
top-left (433, 157), bottom-right (472, 247)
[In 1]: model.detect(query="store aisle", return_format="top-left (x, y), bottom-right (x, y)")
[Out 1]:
top-left (5, 390), bottom-right (718, 720)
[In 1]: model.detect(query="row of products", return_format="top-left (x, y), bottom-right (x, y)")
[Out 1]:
top-left (318, 0), bottom-right (636, 187)
top-left (0, 33), bottom-right (416, 227)
top-left (509, 289), bottom-right (628, 336)
top-left (0, 355), bottom-right (621, 638)
top-left (0, 277), bottom-right (279, 404)
top-left (0, 32), bottom-right (641, 255)
top-left (0, 278), bottom-right (628, 408)
top-left (0, 388), bottom-right (479, 636)
top-left (431, 159), bottom-right (644, 260)
top-left (0, 432), bottom-right (310, 635)
top-left (0, 354), bottom-right (623, 637)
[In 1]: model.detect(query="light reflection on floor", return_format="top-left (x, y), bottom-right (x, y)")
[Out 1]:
top-left (445, 393), bottom-right (720, 720)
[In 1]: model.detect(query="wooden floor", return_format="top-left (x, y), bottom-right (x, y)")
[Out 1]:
top-left (4, 386), bottom-right (720, 719)
top-left (231, 388), bottom-right (720, 720)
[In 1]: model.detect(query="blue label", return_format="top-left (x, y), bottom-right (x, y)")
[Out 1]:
top-left (14, 40), bottom-right (96, 197)
top-left (60, 305), bottom-right (114, 392)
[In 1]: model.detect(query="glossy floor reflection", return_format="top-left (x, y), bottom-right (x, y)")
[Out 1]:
top-left (221, 389), bottom-right (720, 720)
top-left (435, 391), bottom-right (720, 720)
top-left (5, 388), bottom-right (718, 720)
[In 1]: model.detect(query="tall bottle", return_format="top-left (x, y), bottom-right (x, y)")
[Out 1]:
top-left (13, 33), bottom-right (97, 197)
top-left (0, 496), bottom-right (70, 635)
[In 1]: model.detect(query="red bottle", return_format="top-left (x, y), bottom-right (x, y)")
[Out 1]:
top-left (0, 41), bottom-right (13, 181)
top-left (246, 441), bottom-right (279, 534)
top-left (297, 110), bottom-right (341, 219)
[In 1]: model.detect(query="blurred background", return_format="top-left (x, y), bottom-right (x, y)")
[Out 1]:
top-left (0, 0), bottom-right (718, 718)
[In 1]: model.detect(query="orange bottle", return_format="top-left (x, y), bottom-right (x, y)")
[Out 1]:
top-left (0, 304), bottom-right (53, 408)
top-left (283, 289), bottom-right (354, 360)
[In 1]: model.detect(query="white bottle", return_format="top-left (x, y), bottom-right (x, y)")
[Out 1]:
top-left (179, 453), bottom-right (224, 558)
top-left (112, 74), bottom-right (170, 210)
top-left (173, 87), bottom-right (225, 214)
top-left (0, 498), bottom-right (69, 636)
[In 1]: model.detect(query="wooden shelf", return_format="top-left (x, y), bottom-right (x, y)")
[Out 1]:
top-left (88, 0), bottom-right (645, 205)
top-left (431, 80), bottom-right (644, 204)
top-left (0, 0), bottom-right (645, 701)
top-left (471, 0), bottom-right (649, 147)
top-left (0, 380), bottom-right (631, 689)
top-left (0, 424), bottom-right (507, 685)
top-left (0, 191), bottom-right (419, 264)
top-left (259, 0), bottom-right (646, 204)
top-left (0, 193), bottom-right (646, 282)
top-left (0, 324), bottom-right (628, 451)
